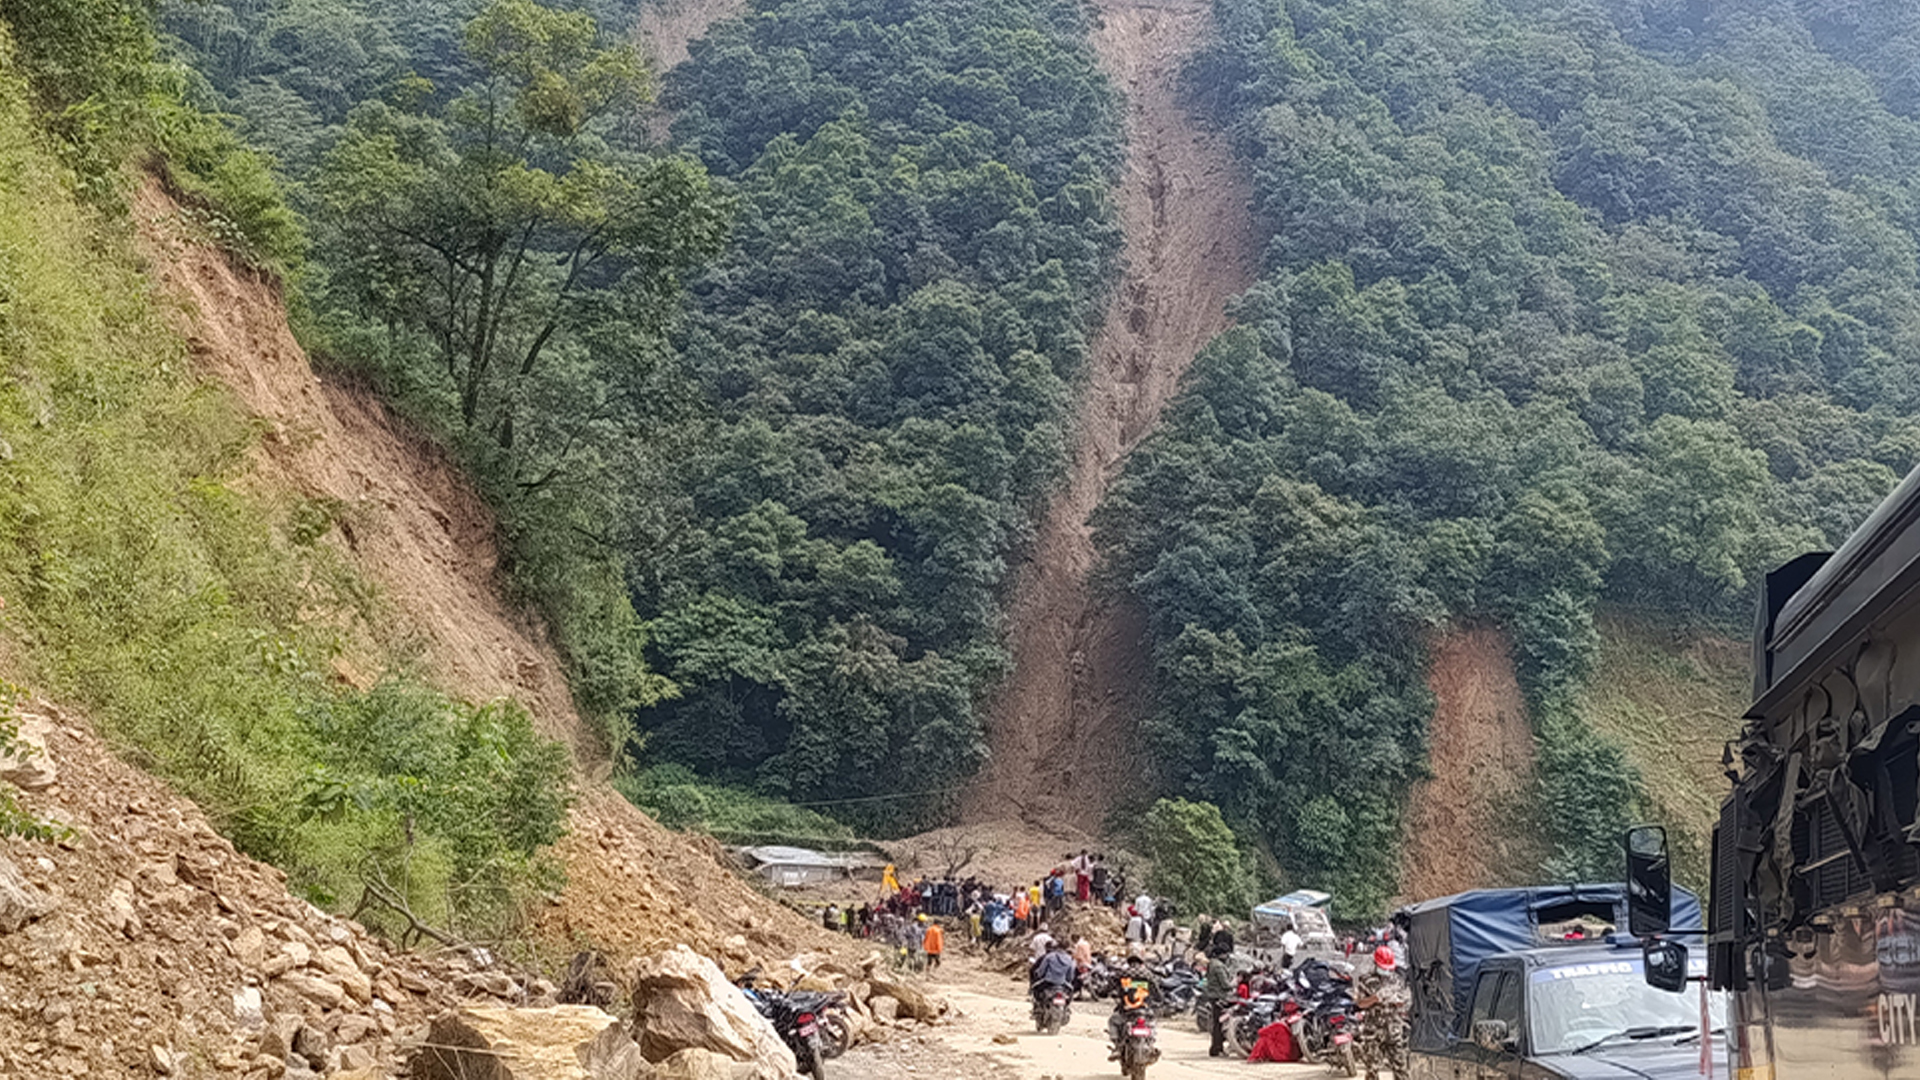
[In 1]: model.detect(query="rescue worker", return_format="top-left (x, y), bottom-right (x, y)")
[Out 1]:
top-left (920, 914), bottom-right (944, 972)
top-left (1357, 944), bottom-right (1410, 1080)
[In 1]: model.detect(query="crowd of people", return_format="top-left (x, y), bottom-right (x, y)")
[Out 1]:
top-left (814, 849), bottom-right (1180, 970)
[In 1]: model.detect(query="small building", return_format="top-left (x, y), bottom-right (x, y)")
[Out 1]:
top-left (735, 845), bottom-right (887, 888)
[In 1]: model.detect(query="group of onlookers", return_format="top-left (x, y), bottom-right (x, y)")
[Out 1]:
top-left (813, 850), bottom-right (1177, 975)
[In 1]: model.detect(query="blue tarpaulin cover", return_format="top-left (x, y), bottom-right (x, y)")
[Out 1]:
top-left (1396, 883), bottom-right (1702, 1051)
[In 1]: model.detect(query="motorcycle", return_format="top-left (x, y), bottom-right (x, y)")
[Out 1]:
top-left (1287, 961), bottom-right (1359, 1075)
top-left (1151, 960), bottom-right (1201, 1018)
top-left (1117, 1007), bottom-right (1161, 1080)
top-left (1032, 982), bottom-right (1073, 1035)
top-left (1079, 957), bottom-right (1119, 1002)
top-left (738, 973), bottom-right (844, 1077)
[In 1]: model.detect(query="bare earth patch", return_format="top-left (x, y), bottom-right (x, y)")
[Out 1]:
top-left (966, 0), bottom-right (1259, 832)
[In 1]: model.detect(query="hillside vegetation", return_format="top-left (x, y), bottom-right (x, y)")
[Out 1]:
top-left (161, 0), bottom-right (1124, 831)
top-left (0, 3), bottom-right (569, 941)
top-left (1100, 0), bottom-right (1920, 916)
top-left (115, 0), bottom-right (1920, 923)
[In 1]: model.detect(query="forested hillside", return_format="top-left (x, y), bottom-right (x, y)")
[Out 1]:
top-left (1100, 0), bottom-right (1920, 916)
top-left (161, 0), bottom-right (1122, 830)
top-left (143, 0), bottom-right (1920, 921)
top-left (637, 0), bottom-right (1122, 818)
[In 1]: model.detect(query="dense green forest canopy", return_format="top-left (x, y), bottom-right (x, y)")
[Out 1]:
top-left (638, 0), bottom-right (1120, 820)
top-left (1098, 0), bottom-right (1920, 915)
top-left (146, 0), bottom-right (1920, 910)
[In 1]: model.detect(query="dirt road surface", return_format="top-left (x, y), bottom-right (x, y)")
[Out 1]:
top-left (835, 979), bottom-right (1325, 1080)
top-left (967, 0), bottom-right (1259, 830)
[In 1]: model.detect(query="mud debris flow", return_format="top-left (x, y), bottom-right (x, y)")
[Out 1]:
top-left (967, 0), bottom-right (1258, 830)
top-left (1399, 627), bottom-right (1538, 900)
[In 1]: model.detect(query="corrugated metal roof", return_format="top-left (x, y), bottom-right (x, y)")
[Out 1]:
top-left (737, 845), bottom-right (886, 870)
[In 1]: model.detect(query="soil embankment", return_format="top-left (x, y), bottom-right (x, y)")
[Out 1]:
top-left (135, 182), bottom-right (834, 969)
top-left (1399, 626), bottom-right (1539, 901)
top-left (965, 0), bottom-right (1258, 829)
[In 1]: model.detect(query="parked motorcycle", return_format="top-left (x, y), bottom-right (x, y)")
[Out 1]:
top-left (737, 972), bottom-right (844, 1077)
top-left (1117, 1007), bottom-right (1161, 1080)
top-left (1080, 957), bottom-right (1119, 1002)
top-left (1033, 982), bottom-right (1073, 1035)
top-left (1151, 960), bottom-right (1201, 1018)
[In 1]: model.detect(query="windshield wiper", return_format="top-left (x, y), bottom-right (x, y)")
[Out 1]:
top-left (1570, 1025), bottom-right (1696, 1054)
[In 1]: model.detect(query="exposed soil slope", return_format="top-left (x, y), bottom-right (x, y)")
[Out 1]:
top-left (965, 0), bottom-right (1258, 829)
top-left (136, 183), bottom-right (585, 760)
top-left (134, 183), bottom-right (834, 971)
top-left (1399, 626), bottom-right (1539, 903)
top-left (636, 0), bottom-right (744, 139)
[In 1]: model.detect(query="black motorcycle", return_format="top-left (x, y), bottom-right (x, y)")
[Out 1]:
top-left (1151, 960), bottom-right (1201, 1018)
top-left (739, 975), bottom-right (844, 1077)
top-left (1117, 1006), bottom-right (1161, 1080)
top-left (1032, 981), bottom-right (1074, 1035)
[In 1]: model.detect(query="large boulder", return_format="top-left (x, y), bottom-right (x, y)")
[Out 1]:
top-left (629, 946), bottom-right (797, 1080)
top-left (0, 711), bottom-right (57, 791)
top-left (651, 1050), bottom-right (740, 1080)
top-left (411, 1005), bottom-right (650, 1080)
top-left (0, 857), bottom-right (49, 935)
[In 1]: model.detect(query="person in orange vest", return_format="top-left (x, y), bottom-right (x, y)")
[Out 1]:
top-left (918, 914), bottom-right (944, 972)
top-left (1012, 888), bottom-right (1031, 929)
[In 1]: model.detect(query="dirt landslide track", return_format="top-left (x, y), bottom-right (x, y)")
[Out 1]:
top-left (965, 0), bottom-right (1258, 829)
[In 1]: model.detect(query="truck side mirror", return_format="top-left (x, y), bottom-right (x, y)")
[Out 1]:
top-left (1472, 1019), bottom-right (1513, 1053)
top-left (1643, 938), bottom-right (1688, 993)
top-left (1625, 825), bottom-right (1671, 936)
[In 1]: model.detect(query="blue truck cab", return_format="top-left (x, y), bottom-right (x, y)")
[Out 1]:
top-left (1402, 885), bottom-right (1726, 1080)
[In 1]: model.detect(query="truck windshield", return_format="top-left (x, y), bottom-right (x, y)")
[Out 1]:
top-left (1529, 959), bottom-right (1724, 1055)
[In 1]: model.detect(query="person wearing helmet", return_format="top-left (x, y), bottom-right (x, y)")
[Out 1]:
top-left (920, 915), bottom-right (945, 972)
top-left (1107, 952), bottom-right (1156, 1058)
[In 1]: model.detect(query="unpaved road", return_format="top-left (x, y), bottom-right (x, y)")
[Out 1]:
top-left (835, 981), bottom-right (1325, 1080)
top-left (967, 0), bottom-right (1258, 829)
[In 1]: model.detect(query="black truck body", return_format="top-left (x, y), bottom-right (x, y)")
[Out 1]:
top-left (1711, 462), bottom-right (1920, 1080)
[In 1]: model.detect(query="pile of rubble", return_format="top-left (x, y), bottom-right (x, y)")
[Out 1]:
top-left (424, 945), bottom-right (952, 1079)
top-left (0, 697), bottom-right (955, 1079)
top-left (0, 700), bottom-right (547, 1078)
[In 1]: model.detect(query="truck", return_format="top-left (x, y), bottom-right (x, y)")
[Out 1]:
top-left (1400, 884), bottom-right (1725, 1080)
top-left (1631, 462), bottom-right (1920, 1079)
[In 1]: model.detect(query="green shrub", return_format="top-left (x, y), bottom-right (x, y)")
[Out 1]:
top-left (0, 0), bottom-right (306, 273)
top-left (1139, 798), bottom-right (1253, 919)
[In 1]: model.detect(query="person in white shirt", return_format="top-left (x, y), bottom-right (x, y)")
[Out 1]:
top-left (1135, 894), bottom-right (1155, 923)
top-left (1280, 923), bottom-right (1302, 969)
top-left (1029, 924), bottom-right (1056, 960)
